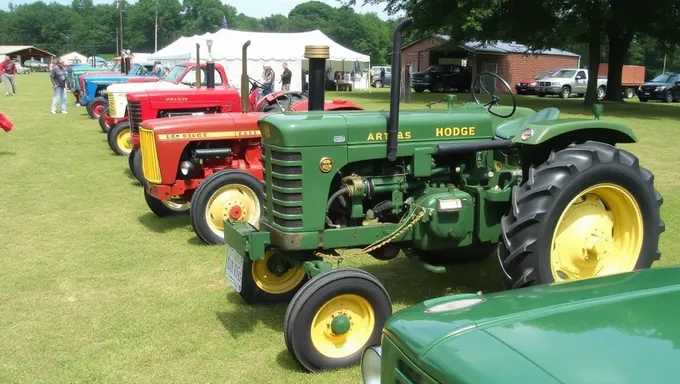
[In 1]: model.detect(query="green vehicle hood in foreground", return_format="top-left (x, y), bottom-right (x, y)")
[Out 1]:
top-left (384, 266), bottom-right (680, 384)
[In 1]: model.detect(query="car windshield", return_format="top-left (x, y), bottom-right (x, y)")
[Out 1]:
top-left (426, 65), bottom-right (446, 72)
top-left (553, 69), bottom-right (577, 78)
top-left (128, 64), bottom-right (144, 76)
top-left (163, 65), bottom-right (186, 83)
top-left (650, 74), bottom-right (676, 83)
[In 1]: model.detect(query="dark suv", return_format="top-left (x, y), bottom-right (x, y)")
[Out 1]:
top-left (637, 72), bottom-right (680, 103)
top-left (411, 64), bottom-right (472, 93)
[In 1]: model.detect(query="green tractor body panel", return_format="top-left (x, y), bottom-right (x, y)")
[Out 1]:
top-left (512, 117), bottom-right (638, 144)
top-left (379, 266), bottom-right (680, 384)
top-left (225, 102), bottom-right (641, 266)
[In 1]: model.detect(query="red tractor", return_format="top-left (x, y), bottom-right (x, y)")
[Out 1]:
top-left (137, 41), bottom-right (364, 245)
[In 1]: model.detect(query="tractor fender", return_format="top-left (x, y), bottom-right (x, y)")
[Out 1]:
top-left (512, 119), bottom-right (637, 146)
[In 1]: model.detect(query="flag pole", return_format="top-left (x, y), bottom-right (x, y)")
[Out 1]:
top-left (154, 0), bottom-right (158, 52)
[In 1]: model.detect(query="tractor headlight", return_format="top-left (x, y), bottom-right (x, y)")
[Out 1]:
top-left (361, 346), bottom-right (382, 384)
top-left (180, 161), bottom-right (194, 177)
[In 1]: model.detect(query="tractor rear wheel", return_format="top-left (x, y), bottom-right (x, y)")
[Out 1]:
top-left (190, 170), bottom-right (264, 245)
top-left (143, 186), bottom-right (190, 217)
top-left (284, 268), bottom-right (391, 373)
top-left (498, 141), bottom-right (664, 289)
top-left (87, 97), bottom-right (108, 119)
top-left (98, 107), bottom-right (112, 133)
top-left (129, 148), bottom-right (144, 184)
top-left (108, 121), bottom-right (133, 156)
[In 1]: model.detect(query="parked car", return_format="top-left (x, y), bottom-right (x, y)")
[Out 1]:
top-left (371, 65), bottom-right (391, 87)
top-left (13, 61), bottom-right (31, 74)
top-left (361, 265), bottom-right (680, 384)
top-left (515, 68), bottom-right (561, 94)
top-left (411, 64), bottom-right (472, 93)
top-left (23, 59), bottom-right (48, 72)
top-left (536, 68), bottom-right (608, 99)
top-left (637, 72), bottom-right (680, 103)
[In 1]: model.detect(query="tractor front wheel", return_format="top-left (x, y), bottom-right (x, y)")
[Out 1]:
top-left (87, 97), bottom-right (108, 119)
top-left (129, 148), bottom-right (144, 184)
top-left (108, 122), bottom-right (133, 156)
top-left (284, 268), bottom-right (392, 373)
top-left (143, 186), bottom-right (190, 217)
top-left (98, 107), bottom-right (112, 133)
top-left (190, 170), bottom-right (264, 245)
top-left (498, 141), bottom-right (664, 289)
top-left (231, 249), bottom-right (309, 304)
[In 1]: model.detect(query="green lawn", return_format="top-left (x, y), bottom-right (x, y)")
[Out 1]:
top-left (1, 74), bottom-right (679, 383)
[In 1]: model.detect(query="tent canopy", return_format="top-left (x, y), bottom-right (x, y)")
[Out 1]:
top-left (60, 51), bottom-right (87, 64)
top-left (149, 29), bottom-right (371, 92)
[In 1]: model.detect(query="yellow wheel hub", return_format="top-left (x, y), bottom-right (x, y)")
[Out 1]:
top-left (117, 128), bottom-right (132, 152)
top-left (550, 183), bottom-right (643, 282)
top-left (163, 196), bottom-right (190, 211)
top-left (252, 250), bottom-right (306, 294)
top-left (310, 294), bottom-right (375, 359)
top-left (206, 184), bottom-right (260, 237)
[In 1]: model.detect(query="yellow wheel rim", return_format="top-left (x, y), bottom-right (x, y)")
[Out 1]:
top-left (251, 250), bottom-right (306, 294)
top-left (206, 184), bottom-right (260, 237)
top-left (117, 128), bottom-right (132, 152)
top-left (310, 294), bottom-right (375, 359)
top-left (163, 196), bottom-right (190, 212)
top-left (550, 183), bottom-right (643, 282)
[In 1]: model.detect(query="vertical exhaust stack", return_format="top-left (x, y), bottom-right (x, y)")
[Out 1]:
top-left (206, 62), bottom-right (215, 89)
top-left (241, 40), bottom-right (252, 114)
top-left (124, 57), bottom-right (131, 75)
top-left (195, 43), bottom-right (201, 89)
top-left (386, 17), bottom-right (414, 162)
top-left (304, 45), bottom-right (329, 111)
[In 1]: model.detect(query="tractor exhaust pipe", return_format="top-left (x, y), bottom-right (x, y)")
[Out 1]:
top-left (206, 61), bottom-right (215, 89)
top-left (304, 45), bottom-right (329, 111)
top-left (241, 40), bottom-right (252, 114)
top-left (195, 43), bottom-right (201, 89)
top-left (124, 57), bottom-right (131, 74)
top-left (386, 17), bottom-right (414, 162)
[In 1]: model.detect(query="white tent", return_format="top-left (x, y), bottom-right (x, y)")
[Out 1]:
top-left (149, 29), bottom-right (371, 92)
top-left (60, 51), bottom-right (87, 64)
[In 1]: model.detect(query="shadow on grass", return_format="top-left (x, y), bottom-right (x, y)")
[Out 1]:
top-left (214, 250), bottom-right (507, 372)
top-left (137, 212), bottom-right (189, 233)
top-left (0, 151), bottom-right (16, 156)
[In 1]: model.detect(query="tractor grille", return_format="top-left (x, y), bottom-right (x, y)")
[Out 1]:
top-left (262, 147), bottom-right (303, 228)
top-left (139, 127), bottom-right (162, 184)
top-left (128, 101), bottom-right (142, 134)
top-left (108, 93), bottom-right (117, 116)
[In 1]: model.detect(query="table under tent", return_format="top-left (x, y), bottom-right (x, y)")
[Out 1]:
top-left (148, 29), bottom-right (371, 93)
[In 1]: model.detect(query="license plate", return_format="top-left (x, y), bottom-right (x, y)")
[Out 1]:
top-left (644, 92), bottom-right (650, 96)
top-left (226, 246), bottom-right (244, 293)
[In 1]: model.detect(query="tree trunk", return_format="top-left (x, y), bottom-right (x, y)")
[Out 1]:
top-left (584, 13), bottom-right (602, 105)
top-left (604, 25), bottom-right (633, 101)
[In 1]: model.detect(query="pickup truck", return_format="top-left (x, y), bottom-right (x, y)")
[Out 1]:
top-left (536, 68), bottom-right (607, 99)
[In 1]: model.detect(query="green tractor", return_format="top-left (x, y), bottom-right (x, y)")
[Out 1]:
top-left (223, 18), bottom-right (664, 372)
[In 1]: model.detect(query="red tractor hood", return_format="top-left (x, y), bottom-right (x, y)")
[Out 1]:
top-left (140, 87), bottom-right (242, 112)
top-left (143, 113), bottom-right (266, 140)
top-left (128, 77), bottom-right (161, 84)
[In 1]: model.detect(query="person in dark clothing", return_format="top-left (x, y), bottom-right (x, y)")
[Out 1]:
top-left (261, 65), bottom-right (275, 96)
top-left (280, 63), bottom-right (292, 91)
top-left (380, 67), bottom-right (385, 84)
top-left (2, 56), bottom-right (18, 96)
top-left (50, 60), bottom-right (68, 114)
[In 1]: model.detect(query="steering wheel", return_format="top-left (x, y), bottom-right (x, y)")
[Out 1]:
top-left (472, 72), bottom-right (516, 118)
top-left (249, 77), bottom-right (266, 89)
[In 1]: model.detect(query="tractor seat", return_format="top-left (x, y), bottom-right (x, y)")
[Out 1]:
top-left (494, 107), bottom-right (561, 139)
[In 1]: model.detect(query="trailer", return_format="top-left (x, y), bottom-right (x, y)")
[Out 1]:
top-left (598, 64), bottom-right (646, 99)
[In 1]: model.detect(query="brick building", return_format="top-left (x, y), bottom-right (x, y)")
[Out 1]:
top-left (400, 36), bottom-right (580, 92)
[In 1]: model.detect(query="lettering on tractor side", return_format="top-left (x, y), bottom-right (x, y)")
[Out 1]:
top-left (367, 131), bottom-right (412, 141)
top-left (436, 127), bottom-right (476, 137)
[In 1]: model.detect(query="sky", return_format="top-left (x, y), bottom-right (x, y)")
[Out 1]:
top-left (0, 0), bottom-right (400, 19)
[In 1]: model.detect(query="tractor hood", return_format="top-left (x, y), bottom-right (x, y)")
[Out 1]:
top-left (84, 75), bottom-right (139, 85)
top-left (145, 88), bottom-right (241, 111)
top-left (258, 103), bottom-right (498, 148)
top-left (385, 266), bottom-right (680, 384)
top-left (108, 80), bottom-right (183, 94)
top-left (142, 112), bottom-right (265, 140)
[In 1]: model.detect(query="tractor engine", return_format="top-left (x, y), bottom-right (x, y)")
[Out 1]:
top-left (176, 138), bottom-right (262, 187)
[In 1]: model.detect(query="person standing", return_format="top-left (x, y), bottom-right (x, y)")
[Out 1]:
top-left (2, 56), bottom-right (17, 96)
top-left (262, 65), bottom-right (275, 96)
top-left (280, 63), bottom-right (292, 91)
top-left (50, 60), bottom-right (68, 114)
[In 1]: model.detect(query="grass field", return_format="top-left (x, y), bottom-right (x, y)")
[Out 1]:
top-left (1, 73), bottom-right (679, 383)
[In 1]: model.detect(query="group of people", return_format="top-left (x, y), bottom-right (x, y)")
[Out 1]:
top-left (1, 56), bottom-right (18, 96)
top-left (260, 63), bottom-right (292, 96)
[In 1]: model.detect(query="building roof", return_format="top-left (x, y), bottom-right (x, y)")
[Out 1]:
top-left (400, 35), bottom-right (579, 58)
top-left (0, 45), bottom-right (54, 56)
